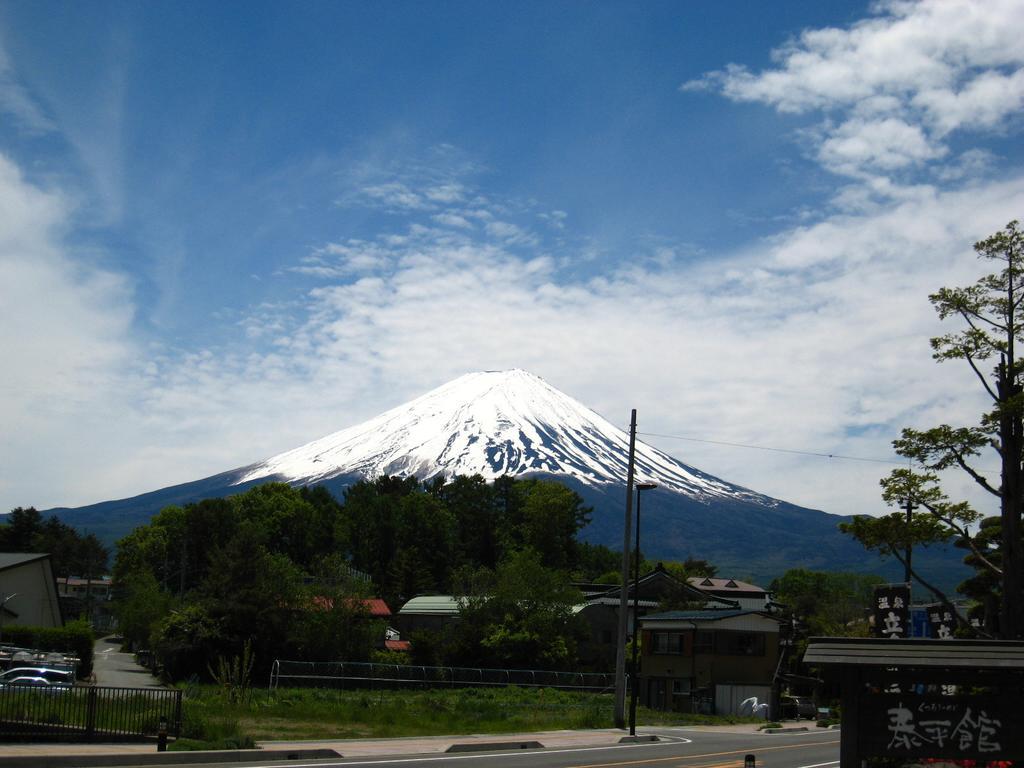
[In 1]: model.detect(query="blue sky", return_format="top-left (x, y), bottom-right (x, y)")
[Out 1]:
top-left (2, 0), bottom-right (1023, 521)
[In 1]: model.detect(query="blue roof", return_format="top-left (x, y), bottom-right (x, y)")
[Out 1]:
top-left (641, 609), bottom-right (766, 622)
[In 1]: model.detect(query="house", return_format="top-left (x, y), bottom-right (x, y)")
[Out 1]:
top-left (575, 566), bottom-right (739, 670)
top-left (310, 595), bottom-right (408, 651)
top-left (639, 608), bottom-right (783, 715)
top-left (0, 553), bottom-right (63, 634)
top-left (395, 595), bottom-right (464, 635)
top-left (55, 575), bottom-right (116, 631)
top-left (56, 576), bottom-right (113, 602)
top-left (686, 577), bottom-right (772, 611)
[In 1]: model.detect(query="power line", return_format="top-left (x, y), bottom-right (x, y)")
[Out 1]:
top-left (636, 431), bottom-right (905, 465)
top-left (636, 429), bottom-right (1002, 476)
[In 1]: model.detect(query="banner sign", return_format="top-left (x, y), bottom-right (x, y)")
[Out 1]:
top-left (859, 694), bottom-right (1021, 761)
top-left (926, 603), bottom-right (957, 640)
top-left (873, 583), bottom-right (910, 639)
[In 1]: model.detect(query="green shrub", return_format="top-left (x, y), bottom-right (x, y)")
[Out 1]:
top-left (2, 620), bottom-right (94, 678)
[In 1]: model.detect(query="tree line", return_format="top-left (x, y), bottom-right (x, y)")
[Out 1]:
top-left (109, 475), bottom-right (629, 679)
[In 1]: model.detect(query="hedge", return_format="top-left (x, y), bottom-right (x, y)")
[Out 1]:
top-left (2, 619), bottom-right (94, 678)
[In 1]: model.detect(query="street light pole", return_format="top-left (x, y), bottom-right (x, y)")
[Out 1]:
top-left (629, 482), bottom-right (657, 737)
top-left (614, 409), bottom-right (638, 729)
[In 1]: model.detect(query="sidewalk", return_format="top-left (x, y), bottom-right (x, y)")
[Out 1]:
top-left (0, 729), bottom-right (626, 766)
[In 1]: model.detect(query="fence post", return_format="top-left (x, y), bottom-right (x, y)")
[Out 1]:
top-left (85, 686), bottom-right (98, 742)
top-left (173, 688), bottom-right (183, 737)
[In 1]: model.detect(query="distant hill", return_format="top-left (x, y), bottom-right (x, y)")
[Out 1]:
top-left (42, 369), bottom-right (968, 589)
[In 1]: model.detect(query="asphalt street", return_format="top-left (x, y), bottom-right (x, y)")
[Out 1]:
top-left (182, 727), bottom-right (839, 768)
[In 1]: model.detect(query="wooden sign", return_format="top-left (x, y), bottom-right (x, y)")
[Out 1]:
top-left (926, 603), bottom-right (957, 640)
top-left (859, 694), bottom-right (1020, 761)
top-left (872, 584), bottom-right (910, 639)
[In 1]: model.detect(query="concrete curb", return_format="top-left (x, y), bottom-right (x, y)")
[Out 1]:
top-left (446, 741), bottom-right (543, 753)
top-left (762, 726), bottom-right (809, 734)
top-left (0, 748), bottom-right (341, 768)
top-left (618, 735), bottom-right (660, 743)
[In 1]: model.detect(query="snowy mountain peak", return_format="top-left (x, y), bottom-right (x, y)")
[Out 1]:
top-left (236, 369), bottom-right (774, 505)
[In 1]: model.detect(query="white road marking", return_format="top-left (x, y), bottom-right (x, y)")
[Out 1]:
top-left (230, 736), bottom-right (693, 768)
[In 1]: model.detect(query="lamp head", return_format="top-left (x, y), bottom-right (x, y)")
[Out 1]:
top-left (636, 482), bottom-right (657, 491)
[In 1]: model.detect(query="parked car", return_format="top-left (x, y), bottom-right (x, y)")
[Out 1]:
top-left (779, 695), bottom-right (817, 720)
top-left (0, 676), bottom-right (71, 694)
top-left (0, 666), bottom-right (74, 684)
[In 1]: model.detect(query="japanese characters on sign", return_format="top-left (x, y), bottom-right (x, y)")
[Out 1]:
top-left (861, 694), bottom-right (1018, 760)
top-left (873, 583), bottom-right (910, 639)
top-left (926, 603), bottom-right (957, 640)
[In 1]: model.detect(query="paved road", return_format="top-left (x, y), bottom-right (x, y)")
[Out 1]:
top-left (91, 635), bottom-right (165, 688)
top-left (189, 727), bottom-right (840, 768)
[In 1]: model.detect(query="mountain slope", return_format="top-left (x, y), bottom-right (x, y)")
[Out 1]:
top-left (235, 369), bottom-right (775, 507)
top-left (44, 369), bottom-right (968, 587)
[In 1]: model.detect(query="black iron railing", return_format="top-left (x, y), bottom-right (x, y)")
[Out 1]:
top-left (0, 684), bottom-right (182, 742)
top-left (270, 659), bottom-right (615, 692)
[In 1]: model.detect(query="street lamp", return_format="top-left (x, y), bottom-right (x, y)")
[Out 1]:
top-left (629, 482), bottom-right (657, 736)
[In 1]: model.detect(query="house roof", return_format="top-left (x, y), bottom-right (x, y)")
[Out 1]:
top-left (598, 567), bottom-right (739, 609)
top-left (0, 553), bottom-right (50, 572)
top-left (398, 595), bottom-right (464, 615)
top-left (385, 639), bottom-right (412, 652)
top-left (804, 637), bottom-right (1024, 670)
top-left (641, 609), bottom-right (774, 622)
top-left (687, 577), bottom-right (766, 595)
top-left (310, 596), bottom-right (392, 616)
top-left (57, 577), bottom-right (112, 586)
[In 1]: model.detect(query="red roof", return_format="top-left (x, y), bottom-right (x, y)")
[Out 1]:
top-left (385, 639), bottom-right (411, 652)
top-left (362, 598), bottom-right (392, 617)
top-left (310, 596), bottom-right (392, 617)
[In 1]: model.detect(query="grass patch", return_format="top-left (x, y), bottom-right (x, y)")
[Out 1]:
top-left (178, 684), bottom-right (763, 744)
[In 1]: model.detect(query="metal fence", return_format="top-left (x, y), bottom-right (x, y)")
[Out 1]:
top-left (270, 659), bottom-right (615, 692)
top-left (0, 684), bottom-right (182, 742)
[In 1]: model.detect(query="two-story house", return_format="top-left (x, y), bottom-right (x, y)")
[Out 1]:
top-left (639, 607), bottom-right (783, 715)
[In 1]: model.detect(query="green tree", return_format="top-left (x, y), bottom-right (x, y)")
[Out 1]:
top-left (843, 220), bottom-right (1024, 639)
top-left (510, 480), bottom-right (592, 571)
top-left (432, 474), bottom-right (501, 569)
top-left (288, 555), bottom-right (381, 662)
top-left (455, 549), bottom-right (586, 669)
top-left (770, 568), bottom-right (883, 637)
top-left (114, 566), bottom-right (173, 649)
top-left (200, 524), bottom-right (304, 672)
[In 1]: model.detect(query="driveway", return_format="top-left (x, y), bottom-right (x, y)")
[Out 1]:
top-left (91, 635), bottom-right (165, 688)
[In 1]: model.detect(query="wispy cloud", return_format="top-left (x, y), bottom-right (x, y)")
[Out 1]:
top-left (0, 43), bottom-right (54, 134)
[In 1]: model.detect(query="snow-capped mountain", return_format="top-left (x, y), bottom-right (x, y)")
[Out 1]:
top-left (235, 369), bottom-right (772, 506)
top-left (43, 369), bottom-right (967, 586)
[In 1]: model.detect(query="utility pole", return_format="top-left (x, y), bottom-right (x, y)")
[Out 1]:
top-left (614, 409), bottom-right (638, 729)
top-left (904, 492), bottom-right (915, 587)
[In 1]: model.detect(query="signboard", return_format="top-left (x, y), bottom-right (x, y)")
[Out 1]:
top-left (926, 603), bottom-right (957, 639)
top-left (859, 694), bottom-right (1021, 761)
top-left (872, 583), bottom-right (910, 639)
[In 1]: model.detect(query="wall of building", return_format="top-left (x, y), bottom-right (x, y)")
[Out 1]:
top-left (0, 559), bottom-right (62, 630)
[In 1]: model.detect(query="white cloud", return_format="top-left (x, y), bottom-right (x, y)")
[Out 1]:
top-left (0, 153), bottom-right (137, 507)
top-left (433, 212), bottom-right (474, 229)
top-left (2, 138), bottom-right (1021, 524)
top-left (819, 117), bottom-right (946, 174)
top-left (684, 0), bottom-right (1024, 179)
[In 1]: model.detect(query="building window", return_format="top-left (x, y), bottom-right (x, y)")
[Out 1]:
top-left (715, 631), bottom-right (766, 656)
top-left (672, 678), bottom-right (691, 697)
top-left (651, 631), bottom-right (685, 654)
top-left (694, 631), bottom-right (714, 653)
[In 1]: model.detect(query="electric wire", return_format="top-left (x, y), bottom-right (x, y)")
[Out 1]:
top-left (633, 430), bottom-right (1001, 476)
